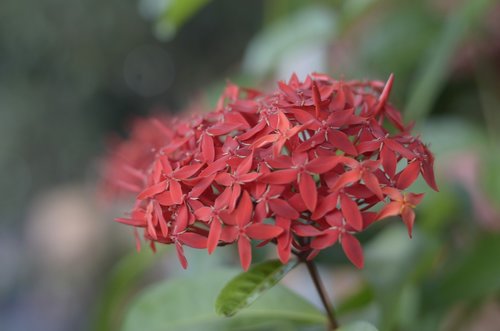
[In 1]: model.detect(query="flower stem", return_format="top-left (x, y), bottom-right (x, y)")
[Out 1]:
top-left (305, 260), bottom-right (339, 330)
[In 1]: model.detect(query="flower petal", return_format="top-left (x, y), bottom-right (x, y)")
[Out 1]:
top-left (341, 233), bottom-right (364, 268)
top-left (268, 199), bottom-right (299, 219)
top-left (382, 187), bottom-right (403, 201)
top-left (190, 174), bottom-right (215, 198)
top-left (327, 130), bottom-right (358, 155)
top-left (278, 80), bottom-right (299, 102)
top-left (291, 108), bottom-right (317, 125)
top-left (194, 206), bottom-right (212, 222)
top-left (137, 181), bottom-right (166, 200)
top-left (199, 156), bottom-right (228, 177)
top-left (296, 133), bottom-right (325, 153)
top-left (207, 219), bottom-right (222, 254)
top-left (175, 203), bottom-right (189, 233)
top-left (173, 163), bottom-right (203, 180)
top-left (401, 206), bottom-right (416, 238)
top-left (220, 225), bottom-right (239, 243)
top-left (311, 231), bottom-right (339, 249)
top-left (299, 173), bottom-right (318, 212)
top-left (380, 144), bottom-right (397, 179)
top-left (215, 173), bottom-right (234, 186)
top-left (169, 180), bottom-right (183, 204)
top-left (239, 172), bottom-right (261, 183)
top-left (238, 236), bottom-right (252, 271)
top-left (260, 169), bottom-right (298, 184)
top-left (146, 203), bottom-right (157, 239)
top-left (115, 217), bottom-right (144, 227)
top-left (179, 232), bottom-right (207, 249)
top-left (373, 73), bottom-right (394, 116)
top-left (207, 122), bottom-right (243, 136)
top-left (201, 133), bottom-right (215, 163)
top-left (246, 224), bottom-right (283, 240)
top-left (175, 242), bottom-right (188, 269)
top-left (238, 120), bottom-right (267, 141)
top-left (236, 152), bottom-right (253, 176)
top-left (288, 193), bottom-right (307, 212)
top-left (376, 201), bottom-right (401, 221)
top-left (213, 188), bottom-right (231, 210)
top-left (362, 172), bottom-right (384, 200)
top-left (229, 184), bottom-right (242, 211)
top-left (357, 140), bottom-right (381, 154)
top-left (421, 160), bottom-right (439, 192)
top-left (277, 110), bottom-right (291, 132)
top-left (293, 224), bottom-right (322, 237)
top-left (311, 192), bottom-right (338, 220)
top-left (325, 210), bottom-right (342, 227)
top-left (396, 160), bottom-right (420, 190)
top-left (340, 193), bottom-right (363, 231)
top-left (156, 191), bottom-right (175, 206)
top-left (331, 85), bottom-right (345, 110)
top-left (362, 212), bottom-right (378, 230)
top-left (329, 168), bottom-right (361, 192)
top-left (306, 156), bottom-right (343, 174)
top-left (406, 193), bottom-right (425, 206)
top-left (312, 80), bottom-right (322, 117)
top-left (252, 134), bottom-right (279, 149)
top-left (153, 201), bottom-right (169, 237)
top-left (385, 138), bottom-right (414, 159)
top-left (276, 217), bottom-right (292, 264)
top-left (235, 190), bottom-right (253, 227)
top-left (134, 228), bottom-right (141, 252)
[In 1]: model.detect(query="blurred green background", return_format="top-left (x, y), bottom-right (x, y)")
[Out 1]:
top-left (1, 0), bottom-right (499, 331)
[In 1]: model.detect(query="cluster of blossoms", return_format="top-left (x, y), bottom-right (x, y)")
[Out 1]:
top-left (103, 73), bottom-right (437, 270)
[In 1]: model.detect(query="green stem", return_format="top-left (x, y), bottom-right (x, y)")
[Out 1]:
top-left (305, 260), bottom-right (339, 330)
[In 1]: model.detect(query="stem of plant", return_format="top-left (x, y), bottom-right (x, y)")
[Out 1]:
top-left (305, 260), bottom-right (339, 330)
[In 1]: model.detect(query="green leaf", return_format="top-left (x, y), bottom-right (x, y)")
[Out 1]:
top-left (426, 233), bottom-right (500, 308)
top-left (164, 0), bottom-right (210, 27)
top-left (337, 321), bottom-right (379, 331)
top-left (363, 225), bottom-right (438, 331)
top-left (90, 249), bottom-right (162, 331)
top-left (405, 0), bottom-right (497, 120)
top-left (122, 269), bottom-right (325, 331)
top-left (155, 0), bottom-right (211, 40)
top-left (215, 259), bottom-right (299, 317)
top-left (242, 7), bottom-right (336, 77)
top-left (336, 284), bottom-right (374, 316)
top-left (353, 2), bottom-right (437, 84)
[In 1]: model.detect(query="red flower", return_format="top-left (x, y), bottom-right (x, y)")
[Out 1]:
top-left (222, 191), bottom-right (283, 270)
top-left (102, 72), bottom-right (438, 270)
top-left (376, 187), bottom-right (425, 237)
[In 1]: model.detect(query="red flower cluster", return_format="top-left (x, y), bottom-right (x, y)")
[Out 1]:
top-left (103, 73), bottom-right (438, 270)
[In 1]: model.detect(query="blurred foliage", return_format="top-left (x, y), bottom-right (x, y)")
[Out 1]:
top-left (0, 0), bottom-right (149, 225)
top-left (242, 6), bottom-right (336, 79)
top-left (152, 0), bottom-right (212, 40)
top-left (122, 269), bottom-right (326, 331)
top-left (425, 233), bottom-right (500, 308)
top-left (337, 322), bottom-right (378, 331)
top-left (405, 0), bottom-right (497, 120)
top-left (123, 0), bottom-right (500, 330)
top-left (0, 0), bottom-right (263, 227)
top-left (91, 248), bottom-right (163, 331)
top-left (3, 0), bottom-right (500, 330)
